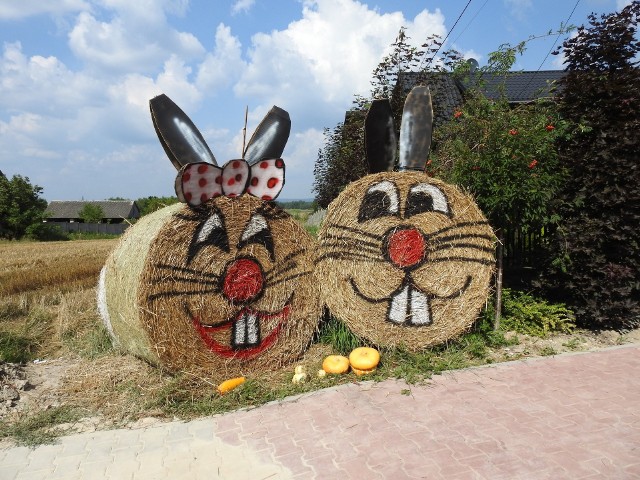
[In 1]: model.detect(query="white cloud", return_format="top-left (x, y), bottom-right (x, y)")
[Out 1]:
top-left (503, 0), bottom-right (533, 21)
top-left (68, 2), bottom-right (204, 74)
top-left (235, 0), bottom-right (446, 130)
top-left (0, 0), bottom-right (451, 201)
top-left (231, 0), bottom-right (256, 15)
top-left (0, 0), bottom-right (89, 20)
top-left (196, 24), bottom-right (247, 92)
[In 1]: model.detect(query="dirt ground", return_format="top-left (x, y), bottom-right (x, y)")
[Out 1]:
top-left (2, 326), bottom-right (639, 446)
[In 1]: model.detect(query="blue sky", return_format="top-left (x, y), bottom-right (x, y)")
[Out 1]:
top-left (0, 0), bottom-right (631, 201)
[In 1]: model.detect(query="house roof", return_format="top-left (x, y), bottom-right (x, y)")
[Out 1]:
top-left (45, 200), bottom-right (140, 219)
top-left (395, 72), bottom-right (465, 128)
top-left (397, 70), bottom-right (566, 111)
top-left (469, 70), bottom-right (566, 102)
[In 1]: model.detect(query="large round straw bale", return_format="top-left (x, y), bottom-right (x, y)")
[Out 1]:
top-left (99, 197), bottom-right (321, 379)
top-left (315, 172), bottom-right (495, 350)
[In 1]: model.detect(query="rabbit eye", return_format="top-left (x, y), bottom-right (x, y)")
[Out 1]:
top-left (188, 211), bottom-right (229, 263)
top-left (358, 180), bottom-right (400, 222)
top-left (238, 214), bottom-right (275, 261)
top-left (406, 183), bottom-right (451, 218)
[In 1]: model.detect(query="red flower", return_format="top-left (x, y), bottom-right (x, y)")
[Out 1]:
top-left (454, 110), bottom-right (463, 119)
top-left (472, 165), bottom-right (481, 171)
top-left (545, 124), bottom-right (555, 131)
top-left (529, 159), bottom-right (538, 169)
top-left (509, 129), bottom-right (518, 135)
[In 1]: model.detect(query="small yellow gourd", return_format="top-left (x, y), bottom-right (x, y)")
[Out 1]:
top-left (349, 347), bottom-right (380, 376)
top-left (322, 355), bottom-right (350, 374)
top-left (216, 376), bottom-right (246, 394)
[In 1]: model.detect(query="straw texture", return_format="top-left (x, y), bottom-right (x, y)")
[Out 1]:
top-left (100, 203), bottom-right (182, 364)
top-left (135, 196), bottom-right (321, 379)
top-left (316, 172), bottom-right (495, 350)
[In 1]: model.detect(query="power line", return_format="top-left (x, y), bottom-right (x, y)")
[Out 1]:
top-left (419, 0), bottom-right (474, 70)
top-left (515, 0), bottom-right (580, 99)
top-left (451, 0), bottom-right (490, 46)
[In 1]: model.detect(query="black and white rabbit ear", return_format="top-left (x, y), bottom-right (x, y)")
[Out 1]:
top-left (243, 106), bottom-right (291, 166)
top-left (365, 99), bottom-right (397, 174)
top-left (150, 94), bottom-right (218, 170)
top-left (398, 86), bottom-right (433, 172)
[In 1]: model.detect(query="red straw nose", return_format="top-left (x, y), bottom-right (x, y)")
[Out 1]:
top-left (222, 258), bottom-right (264, 302)
top-left (386, 228), bottom-right (426, 268)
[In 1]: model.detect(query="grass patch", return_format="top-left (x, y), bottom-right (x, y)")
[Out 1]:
top-left (0, 406), bottom-right (87, 447)
top-left (0, 305), bottom-right (54, 362)
top-left (317, 315), bottom-right (363, 355)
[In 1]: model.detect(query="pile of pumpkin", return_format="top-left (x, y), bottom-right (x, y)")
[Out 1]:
top-left (293, 346), bottom-right (381, 384)
top-left (216, 346), bottom-right (381, 394)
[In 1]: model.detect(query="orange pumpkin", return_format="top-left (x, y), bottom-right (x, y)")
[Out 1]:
top-left (322, 355), bottom-right (350, 374)
top-left (216, 376), bottom-right (245, 394)
top-left (349, 347), bottom-right (380, 375)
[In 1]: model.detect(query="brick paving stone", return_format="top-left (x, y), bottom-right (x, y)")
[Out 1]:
top-left (0, 344), bottom-right (638, 479)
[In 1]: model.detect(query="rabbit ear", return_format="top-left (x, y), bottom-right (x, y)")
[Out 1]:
top-left (150, 94), bottom-right (218, 170)
top-left (365, 99), bottom-right (397, 174)
top-left (243, 106), bottom-right (291, 166)
top-left (398, 86), bottom-right (433, 171)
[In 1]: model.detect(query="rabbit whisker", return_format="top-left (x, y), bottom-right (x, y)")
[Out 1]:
top-left (428, 221), bottom-right (492, 239)
top-left (148, 286), bottom-right (221, 302)
top-left (152, 275), bottom-right (220, 287)
top-left (431, 232), bottom-right (495, 243)
top-left (265, 261), bottom-right (299, 282)
top-left (265, 271), bottom-right (312, 288)
top-left (320, 242), bottom-right (381, 256)
top-left (327, 223), bottom-right (383, 241)
top-left (153, 263), bottom-right (220, 280)
top-left (315, 251), bottom-right (386, 264)
top-left (426, 256), bottom-right (495, 266)
top-left (321, 234), bottom-right (380, 250)
top-left (431, 243), bottom-right (495, 254)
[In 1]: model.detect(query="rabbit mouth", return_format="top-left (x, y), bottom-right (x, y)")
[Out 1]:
top-left (349, 276), bottom-right (471, 327)
top-left (186, 294), bottom-right (292, 359)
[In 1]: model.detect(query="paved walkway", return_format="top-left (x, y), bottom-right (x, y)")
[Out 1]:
top-left (1, 344), bottom-right (639, 480)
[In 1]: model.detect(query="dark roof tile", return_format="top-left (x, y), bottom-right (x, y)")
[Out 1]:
top-left (45, 200), bottom-right (140, 219)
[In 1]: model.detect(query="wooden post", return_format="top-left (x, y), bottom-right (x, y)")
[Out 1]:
top-left (494, 230), bottom-right (504, 331)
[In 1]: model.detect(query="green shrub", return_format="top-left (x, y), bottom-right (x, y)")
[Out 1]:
top-left (25, 223), bottom-right (69, 241)
top-left (539, 3), bottom-right (640, 329)
top-left (484, 289), bottom-right (575, 337)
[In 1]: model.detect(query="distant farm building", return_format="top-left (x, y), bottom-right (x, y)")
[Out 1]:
top-left (44, 200), bottom-right (140, 234)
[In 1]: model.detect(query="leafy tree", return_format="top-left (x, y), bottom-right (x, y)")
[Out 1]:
top-left (78, 203), bottom-right (104, 223)
top-left (435, 93), bottom-right (568, 234)
top-left (136, 196), bottom-right (179, 216)
top-left (313, 28), bottom-right (460, 207)
top-left (0, 173), bottom-right (48, 240)
top-left (539, 1), bottom-right (640, 328)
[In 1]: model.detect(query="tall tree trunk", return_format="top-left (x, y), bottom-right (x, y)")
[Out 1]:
top-left (494, 230), bottom-right (504, 331)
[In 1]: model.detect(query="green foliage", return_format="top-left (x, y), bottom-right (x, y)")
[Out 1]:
top-left (482, 289), bottom-right (575, 337)
top-left (317, 315), bottom-right (363, 355)
top-left (434, 92), bottom-right (569, 235)
top-left (539, 2), bottom-right (640, 328)
top-left (0, 406), bottom-right (86, 447)
top-left (25, 223), bottom-right (69, 241)
top-left (313, 28), bottom-right (460, 208)
top-left (136, 196), bottom-right (179, 216)
top-left (0, 332), bottom-right (34, 363)
top-left (67, 231), bottom-right (119, 240)
top-left (0, 307), bottom-right (53, 362)
top-left (313, 118), bottom-right (368, 208)
top-left (276, 200), bottom-right (315, 209)
top-left (0, 172), bottom-right (48, 240)
top-left (78, 203), bottom-right (104, 223)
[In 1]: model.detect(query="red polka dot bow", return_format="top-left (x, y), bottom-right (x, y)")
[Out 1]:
top-left (176, 158), bottom-right (285, 206)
